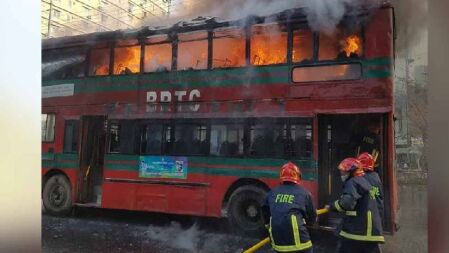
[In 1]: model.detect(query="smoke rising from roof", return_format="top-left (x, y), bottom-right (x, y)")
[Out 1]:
top-left (143, 0), bottom-right (383, 34)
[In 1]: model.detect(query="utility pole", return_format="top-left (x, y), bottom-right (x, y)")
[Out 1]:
top-left (47, 0), bottom-right (53, 38)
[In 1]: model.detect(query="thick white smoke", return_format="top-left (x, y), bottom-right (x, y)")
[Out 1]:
top-left (143, 0), bottom-right (383, 34)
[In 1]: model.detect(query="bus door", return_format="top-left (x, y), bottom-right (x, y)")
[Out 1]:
top-left (78, 116), bottom-right (106, 205)
top-left (317, 114), bottom-right (390, 229)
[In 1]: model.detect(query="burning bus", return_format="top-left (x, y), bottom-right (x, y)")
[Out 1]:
top-left (41, 2), bottom-right (398, 235)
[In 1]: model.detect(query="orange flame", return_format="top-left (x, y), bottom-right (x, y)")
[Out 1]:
top-left (342, 35), bottom-right (362, 57)
top-left (251, 24), bottom-right (287, 65)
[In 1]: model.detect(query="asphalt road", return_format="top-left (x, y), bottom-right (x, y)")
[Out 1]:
top-left (42, 184), bottom-right (427, 253)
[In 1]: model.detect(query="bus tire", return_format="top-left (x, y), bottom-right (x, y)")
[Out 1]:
top-left (227, 185), bottom-right (268, 236)
top-left (42, 174), bottom-right (72, 216)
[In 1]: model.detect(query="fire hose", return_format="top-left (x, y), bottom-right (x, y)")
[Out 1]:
top-left (242, 208), bottom-right (329, 253)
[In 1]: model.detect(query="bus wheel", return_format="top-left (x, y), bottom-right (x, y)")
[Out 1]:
top-left (42, 174), bottom-right (72, 216)
top-left (228, 185), bottom-right (267, 236)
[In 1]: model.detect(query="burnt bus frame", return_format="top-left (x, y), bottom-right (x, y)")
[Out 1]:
top-left (42, 8), bottom-right (373, 80)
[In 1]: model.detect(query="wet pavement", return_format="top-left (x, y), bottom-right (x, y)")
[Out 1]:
top-left (42, 184), bottom-right (427, 253)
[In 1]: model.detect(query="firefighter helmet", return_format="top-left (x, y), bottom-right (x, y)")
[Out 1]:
top-left (357, 152), bottom-right (375, 171)
top-left (280, 162), bottom-right (302, 184)
top-left (338, 157), bottom-right (364, 177)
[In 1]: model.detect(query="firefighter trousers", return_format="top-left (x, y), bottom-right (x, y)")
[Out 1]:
top-left (275, 247), bottom-right (313, 253)
top-left (335, 238), bottom-right (382, 253)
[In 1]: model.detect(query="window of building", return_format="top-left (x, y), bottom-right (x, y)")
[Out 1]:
top-left (42, 114), bottom-right (56, 142)
top-left (177, 31), bottom-right (208, 70)
top-left (42, 47), bottom-right (87, 80)
top-left (172, 123), bottom-right (208, 155)
top-left (288, 122), bottom-right (313, 158)
top-left (292, 29), bottom-right (314, 63)
top-left (140, 124), bottom-right (164, 155)
top-left (63, 120), bottom-right (79, 153)
top-left (213, 27), bottom-right (246, 68)
top-left (249, 121), bottom-right (286, 157)
top-left (210, 123), bottom-right (244, 156)
top-left (108, 120), bottom-right (138, 154)
top-left (53, 9), bottom-right (61, 18)
top-left (292, 63), bottom-right (362, 82)
top-left (251, 23), bottom-right (287, 66)
top-left (144, 35), bottom-right (172, 72)
top-left (89, 45), bottom-right (110, 76)
top-left (113, 39), bottom-right (141, 75)
top-left (319, 27), bottom-right (363, 61)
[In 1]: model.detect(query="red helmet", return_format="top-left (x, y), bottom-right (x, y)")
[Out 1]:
top-left (338, 158), bottom-right (364, 177)
top-left (357, 152), bottom-right (375, 171)
top-left (280, 162), bottom-right (302, 184)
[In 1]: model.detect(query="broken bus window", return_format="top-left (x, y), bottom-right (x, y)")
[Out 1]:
top-left (177, 31), bottom-right (208, 70)
top-left (89, 44), bottom-right (110, 76)
top-left (251, 23), bottom-right (287, 66)
top-left (144, 35), bottom-right (172, 72)
top-left (213, 27), bottom-right (246, 68)
top-left (319, 27), bottom-right (363, 61)
top-left (113, 39), bottom-right (141, 75)
top-left (292, 29), bottom-right (314, 63)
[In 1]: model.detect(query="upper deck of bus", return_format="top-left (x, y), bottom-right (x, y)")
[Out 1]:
top-left (42, 5), bottom-right (394, 117)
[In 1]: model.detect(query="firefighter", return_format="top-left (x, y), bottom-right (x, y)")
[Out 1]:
top-left (326, 157), bottom-right (384, 253)
top-left (262, 162), bottom-right (316, 253)
top-left (353, 119), bottom-right (380, 159)
top-left (358, 152), bottom-right (384, 222)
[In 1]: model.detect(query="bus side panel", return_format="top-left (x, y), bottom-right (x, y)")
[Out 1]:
top-left (101, 169), bottom-right (208, 215)
top-left (365, 7), bottom-right (394, 59)
top-left (387, 112), bottom-right (399, 231)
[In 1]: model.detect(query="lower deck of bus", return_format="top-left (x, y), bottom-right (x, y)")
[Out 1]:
top-left (43, 112), bottom-right (395, 232)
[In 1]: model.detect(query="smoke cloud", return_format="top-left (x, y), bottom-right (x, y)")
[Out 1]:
top-left (143, 0), bottom-right (383, 34)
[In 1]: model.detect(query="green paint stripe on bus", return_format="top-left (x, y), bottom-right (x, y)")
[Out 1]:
top-left (363, 57), bottom-right (391, 66)
top-left (104, 155), bottom-right (317, 169)
top-left (105, 163), bottom-right (138, 170)
top-left (73, 76), bottom-right (287, 94)
top-left (42, 161), bottom-right (79, 169)
top-left (42, 58), bottom-right (391, 87)
top-left (363, 70), bottom-right (392, 79)
top-left (54, 153), bottom-right (79, 160)
top-left (189, 167), bottom-right (316, 180)
top-left (188, 156), bottom-right (317, 168)
top-left (105, 154), bottom-right (139, 161)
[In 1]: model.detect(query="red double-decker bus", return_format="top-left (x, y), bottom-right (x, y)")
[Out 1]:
top-left (42, 4), bottom-right (398, 234)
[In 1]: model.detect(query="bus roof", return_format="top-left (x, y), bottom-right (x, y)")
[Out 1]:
top-left (42, 1), bottom-right (391, 50)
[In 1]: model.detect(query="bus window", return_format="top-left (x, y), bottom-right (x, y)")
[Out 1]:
top-left (177, 31), bottom-right (208, 70)
top-left (140, 124), bottom-right (163, 155)
top-left (42, 47), bottom-right (87, 80)
top-left (42, 114), bottom-right (55, 142)
top-left (114, 39), bottom-right (141, 75)
top-left (63, 120), bottom-right (79, 153)
top-left (249, 122), bottom-right (286, 157)
top-left (288, 122), bottom-right (313, 158)
top-left (319, 28), bottom-right (363, 61)
top-left (213, 27), bottom-right (246, 68)
top-left (210, 124), bottom-right (244, 156)
top-left (251, 23), bottom-right (287, 66)
top-left (89, 47), bottom-right (110, 76)
top-left (292, 29), bottom-right (314, 63)
top-left (108, 121), bottom-right (137, 154)
top-left (144, 35), bottom-right (172, 72)
top-left (292, 63), bottom-right (362, 82)
top-left (173, 124), bottom-right (208, 155)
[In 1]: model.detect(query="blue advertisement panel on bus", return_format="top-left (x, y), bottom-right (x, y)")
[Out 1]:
top-left (139, 156), bottom-right (188, 179)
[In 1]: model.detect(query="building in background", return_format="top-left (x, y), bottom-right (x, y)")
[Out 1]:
top-left (41, 0), bottom-right (171, 38)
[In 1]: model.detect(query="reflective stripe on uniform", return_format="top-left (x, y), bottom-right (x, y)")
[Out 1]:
top-left (345, 211), bottom-right (357, 216)
top-left (334, 200), bottom-right (344, 212)
top-left (269, 215), bottom-right (312, 252)
top-left (339, 211), bottom-right (385, 242)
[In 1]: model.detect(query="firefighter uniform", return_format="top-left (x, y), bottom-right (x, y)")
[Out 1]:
top-left (262, 183), bottom-right (316, 253)
top-left (364, 171), bottom-right (384, 222)
top-left (330, 175), bottom-right (384, 253)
